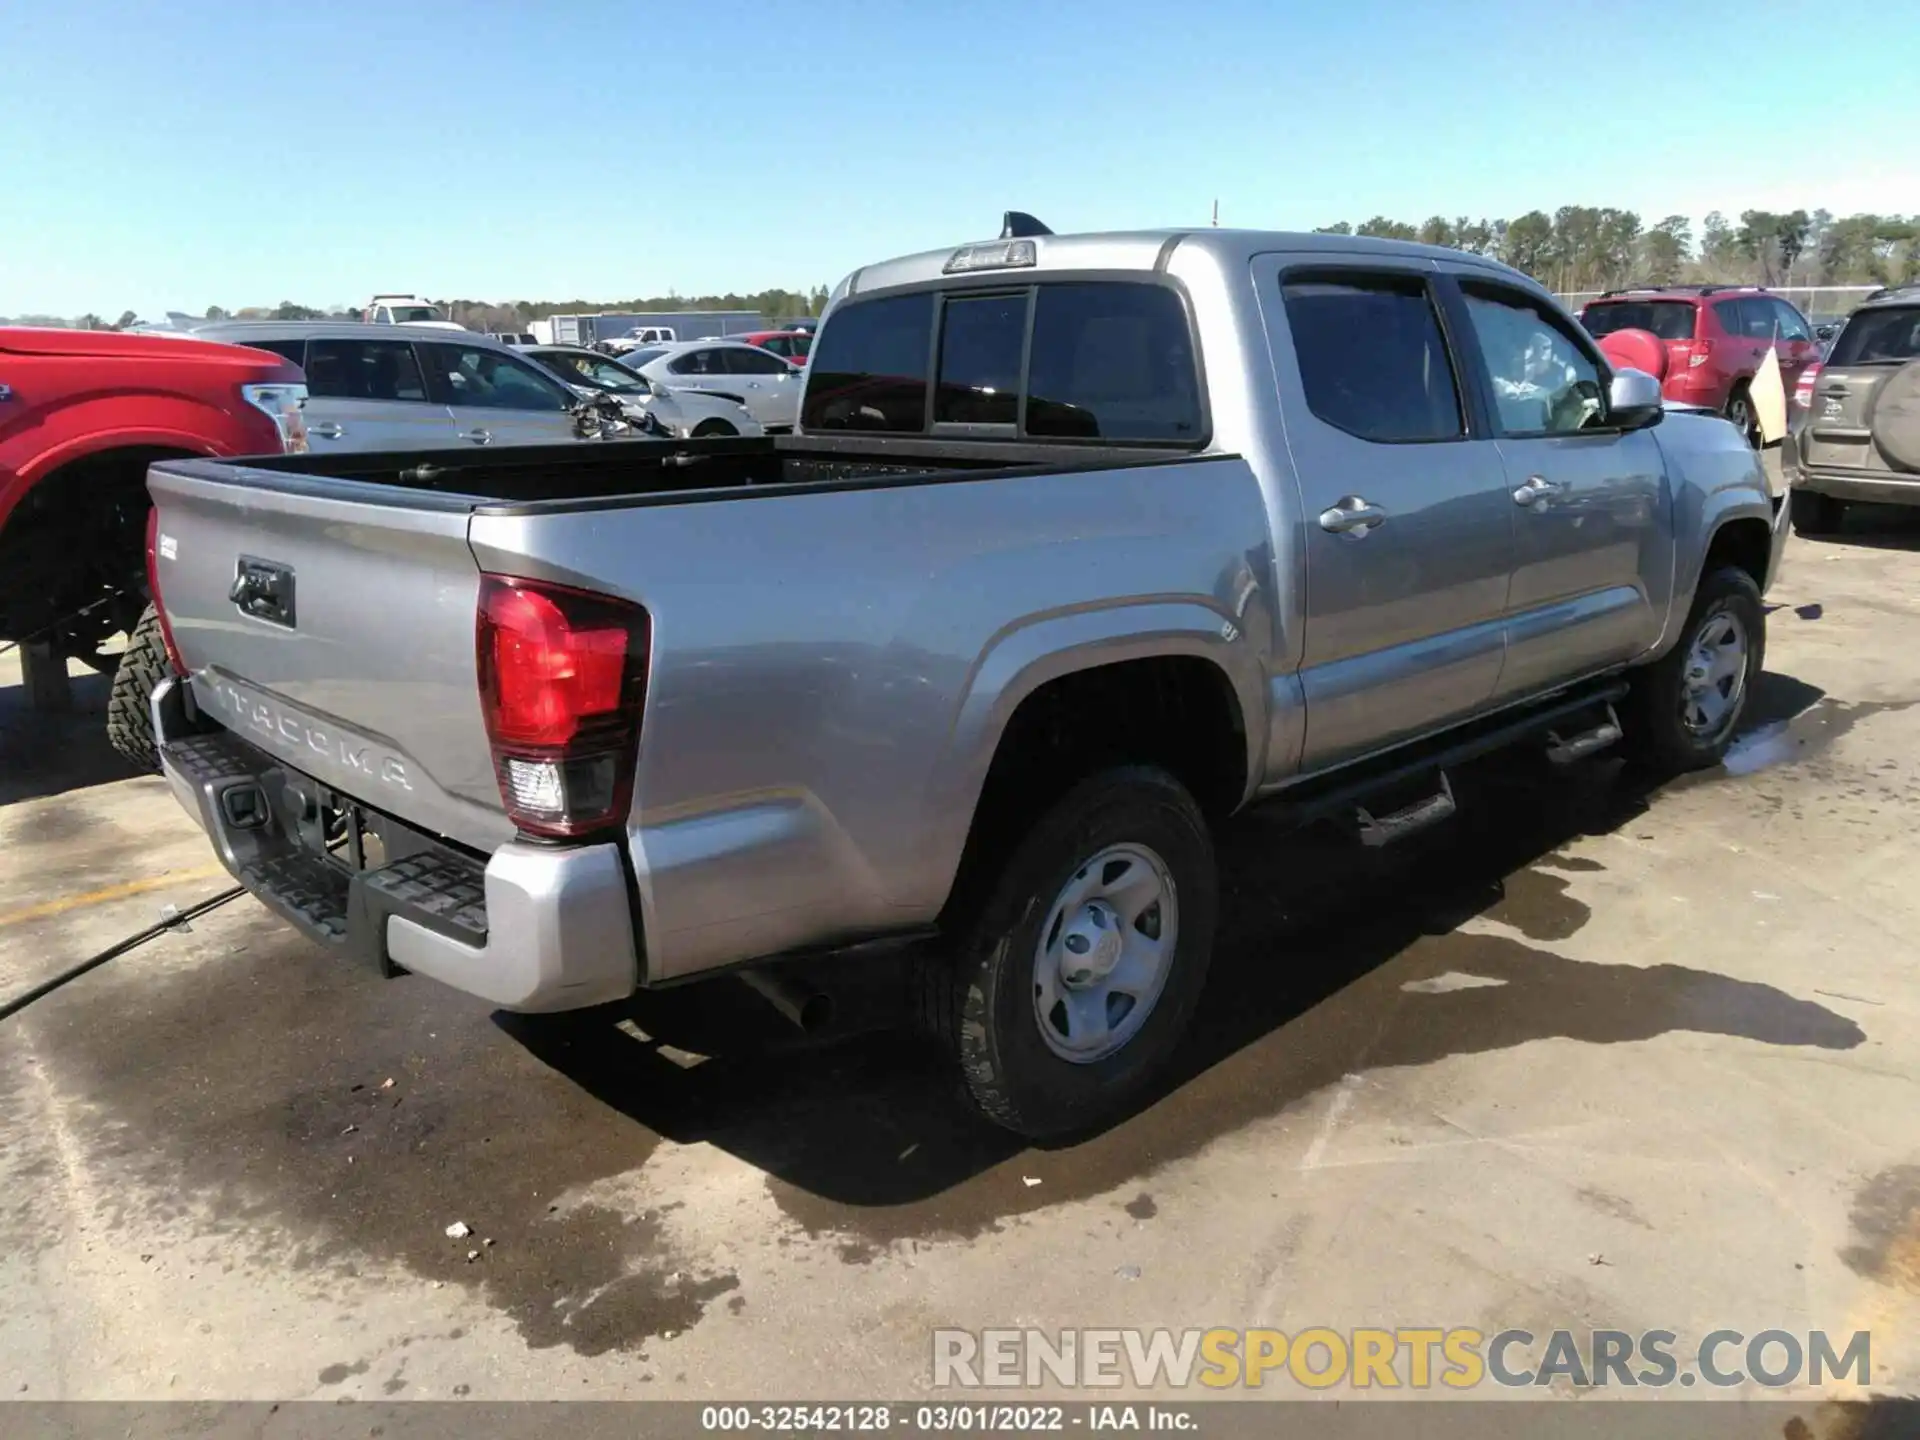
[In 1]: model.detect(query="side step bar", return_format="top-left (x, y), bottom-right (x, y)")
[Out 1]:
top-left (1544, 703), bottom-right (1624, 766)
top-left (1356, 773), bottom-right (1456, 848)
top-left (1270, 679), bottom-right (1633, 837)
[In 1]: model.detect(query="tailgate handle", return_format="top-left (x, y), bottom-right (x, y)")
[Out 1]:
top-left (230, 556), bottom-right (297, 627)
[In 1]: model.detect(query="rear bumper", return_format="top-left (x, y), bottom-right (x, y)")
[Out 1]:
top-left (153, 677), bottom-right (639, 1012)
top-left (1793, 468), bottom-right (1920, 505)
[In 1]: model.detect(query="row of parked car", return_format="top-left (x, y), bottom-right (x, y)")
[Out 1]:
top-left (171, 322), bottom-right (809, 446)
top-left (1574, 280), bottom-right (1920, 535)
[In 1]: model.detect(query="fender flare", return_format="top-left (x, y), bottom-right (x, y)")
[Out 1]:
top-left (913, 598), bottom-right (1266, 902)
top-left (1, 423), bottom-right (226, 537)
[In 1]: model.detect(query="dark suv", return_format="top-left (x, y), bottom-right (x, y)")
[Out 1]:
top-left (1580, 285), bottom-right (1820, 442)
top-left (1787, 284), bottom-right (1920, 535)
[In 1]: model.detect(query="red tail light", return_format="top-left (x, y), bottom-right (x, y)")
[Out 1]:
top-left (1793, 362), bottom-right (1822, 411)
top-left (476, 574), bottom-right (651, 839)
top-left (144, 507), bottom-right (186, 673)
top-left (1684, 340), bottom-right (1713, 369)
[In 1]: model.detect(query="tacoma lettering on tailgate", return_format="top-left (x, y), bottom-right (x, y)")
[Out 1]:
top-left (209, 678), bottom-right (414, 792)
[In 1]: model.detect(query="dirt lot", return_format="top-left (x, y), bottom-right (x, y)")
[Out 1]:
top-left (3, 514), bottom-right (1920, 1407)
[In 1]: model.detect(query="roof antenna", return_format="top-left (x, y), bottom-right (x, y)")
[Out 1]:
top-left (1001, 211), bottom-right (1053, 239)
top-left (1211, 199), bottom-right (1219, 228)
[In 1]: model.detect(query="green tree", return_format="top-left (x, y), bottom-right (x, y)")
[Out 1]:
top-left (1700, 212), bottom-right (1739, 276)
top-left (271, 300), bottom-right (321, 320)
top-left (1417, 215), bottom-right (1457, 249)
top-left (1357, 216), bottom-right (1418, 241)
top-left (1311, 222), bottom-right (1353, 235)
top-left (1501, 211), bottom-right (1554, 278)
top-left (76, 312), bottom-right (104, 330)
top-left (1641, 214), bottom-right (1692, 284)
top-left (204, 304), bottom-right (229, 321)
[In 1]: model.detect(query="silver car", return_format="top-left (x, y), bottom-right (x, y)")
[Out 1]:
top-left (190, 322), bottom-right (591, 451)
top-left (625, 339), bottom-right (803, 432)
top-left (522, 345), bottom-right (763, 438)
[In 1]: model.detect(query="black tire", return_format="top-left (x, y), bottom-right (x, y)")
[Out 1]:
top-left (1724, 385), bottom-right (1760, 449)
top-left (1621, 566), bottom-right (1766, 776)
top-left (691, 420), bottom-right (738, 438)
top-left (106, 604), bottom-right (172, 774)
top-left (1791, 489), bottom-right (1846, 537)
top-left (936, 766), bottom-right (1217, 1139)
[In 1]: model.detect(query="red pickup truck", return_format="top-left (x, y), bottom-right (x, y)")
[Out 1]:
top-left (0, 326), bottom-right (306, 757)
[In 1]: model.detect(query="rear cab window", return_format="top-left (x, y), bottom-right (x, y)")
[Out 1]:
top-left (801, 280), bottom-right (1203, 442)
top-left (1581, 300), bottom-right (1697, 342)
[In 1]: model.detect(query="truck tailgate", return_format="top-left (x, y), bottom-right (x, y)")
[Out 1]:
top-left (149, 460), bottom-right (513, 851)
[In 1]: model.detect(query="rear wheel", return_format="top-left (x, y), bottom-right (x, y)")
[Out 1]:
top-left (106, 604), bottom-right (172, 773)
top-left (691, 420), bottom-right (738, 438)
top-left (1725, 386), bottom-right (1760, 448)
top-left (1621, 567), bottom-right (1765, 775)
top-left (933, 766), bottom-right (1217, 1138)
top-left (1791, 490), bottom-right (1846, 537)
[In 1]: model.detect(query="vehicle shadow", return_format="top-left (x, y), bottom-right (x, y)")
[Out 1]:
top-left (0, 669), bottom-right (141, 806)
top-left (1799, 500), bottom-right (1920, 550)
top-left (499, 670), bottom-right (1862, 1232)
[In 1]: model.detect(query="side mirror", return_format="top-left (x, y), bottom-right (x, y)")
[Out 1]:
top-left (1607, 367), bottom-right (1664, 431)
top-left (1814, 324), bottom-right (1836, 342)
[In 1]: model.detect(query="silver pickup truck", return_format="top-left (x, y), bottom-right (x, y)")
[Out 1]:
top-left (142, 219), bottom-right (1790, 1137)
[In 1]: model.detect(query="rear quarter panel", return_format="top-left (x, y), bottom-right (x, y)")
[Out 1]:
top-left (468, 459), bottom-right (1275, 979)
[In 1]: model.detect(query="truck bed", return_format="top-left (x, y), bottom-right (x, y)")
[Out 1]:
top-left (227, 433), bottom-right (1198, 512)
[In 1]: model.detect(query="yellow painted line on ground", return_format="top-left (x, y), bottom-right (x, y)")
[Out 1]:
top-left (0, 867), bottom-right (230, 930)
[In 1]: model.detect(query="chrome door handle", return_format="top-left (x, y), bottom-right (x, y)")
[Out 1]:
top-left (1513, 475), bottom-right (1568, 506)
top-left (461, 428), bottom-right (493, 445)
top-left (0, 383), bottom-right (14, 403)
top-left (1318, 495), bottom-right (1388, 535)
top-left (308, 422), bottom-right (344, 440)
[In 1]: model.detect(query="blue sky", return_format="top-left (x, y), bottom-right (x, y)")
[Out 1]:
top-left (1, 0), bottom-right (1910, 317)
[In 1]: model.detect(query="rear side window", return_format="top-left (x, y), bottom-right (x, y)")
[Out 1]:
top-left (248, 338), bottom-right (308, 367)
top-left (1829, 307), bottom-right (1920, 365)
top-left (802, 292), bottom-right (935, 432)
top-left (304, 339), bottom-right (428, 402)
top-left (936, 293), bottom-right (1024, 425)
top-left (1281, 273), bottom-right (1462, 442)
top-left (1580, 301), bottom-right (1697, 341)
top-left (1711, 300), bottom-right (1747, 336)
top-left (1025, 284), bottom-right (1200, 441)
top-left (723, 346), bottom-right (791, 375)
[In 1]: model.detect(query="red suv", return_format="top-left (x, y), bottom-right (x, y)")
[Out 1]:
top-left (1579, 285), bottom-right (1820, 442)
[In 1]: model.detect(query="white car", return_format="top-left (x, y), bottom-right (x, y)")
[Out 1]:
top-left (623, 339), bottom-right (802, 432)
top-left (524, 345), bottom-right (764, 438)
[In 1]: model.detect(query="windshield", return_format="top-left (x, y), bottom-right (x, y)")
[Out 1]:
top-left (1580, 301), bottom-right (1696, 341)
top-left (1828, 307), bottom-right (1920, 366)
top-left (541, 351), bottom-right (648, 393)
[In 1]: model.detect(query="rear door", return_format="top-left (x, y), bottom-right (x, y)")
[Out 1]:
top-left (1803, 304), bottom-right (1920, 475)
top-left (1257, 259), bottom-right (1515, 769)
top-left (1441, 276), bottom-right (1672, 700)
top-left (299, 337), bottom-right (456, 450)
top-left (419, 341), bottom-right (583, 448)
top-left (722, 344), bottom-right (802, 429)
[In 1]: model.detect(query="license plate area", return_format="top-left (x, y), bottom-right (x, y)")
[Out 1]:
top-left (279, 774), bottom-right (387, 875)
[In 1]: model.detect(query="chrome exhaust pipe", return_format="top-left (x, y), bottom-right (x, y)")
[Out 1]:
top-left (739, 968), bottom-right (833, 1032)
